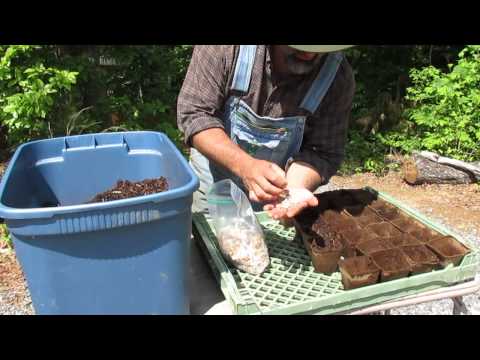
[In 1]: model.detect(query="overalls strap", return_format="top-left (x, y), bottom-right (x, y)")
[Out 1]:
top-left (231, 45), bottom-right (258, 93)
top-left (299, 52), bottom-right (344, 114)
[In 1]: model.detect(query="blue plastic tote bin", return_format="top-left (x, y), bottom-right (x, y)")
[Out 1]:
top-left (0, 131), bottom-right (199, 314)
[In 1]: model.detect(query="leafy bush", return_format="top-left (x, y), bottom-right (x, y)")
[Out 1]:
top-left (0, 223), bottom-right (12, 249)
top-left (0, 45), bottom-right (193, 154)
top-left (0, 45), bottom-right (78, 148)
top-left (339, 129), bottom-right (391, 175)
top-left (393, 45), bottom-right (480, 161)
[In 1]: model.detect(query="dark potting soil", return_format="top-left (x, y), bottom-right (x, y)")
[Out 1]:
top-left (349, 189), bottom-right (378, 205)
top-left (312, 236), bottom-right (343, 251)
top-left (311, 217), bottom-right (343, 249)
top-left (88, 177), bottom-right (169, 203)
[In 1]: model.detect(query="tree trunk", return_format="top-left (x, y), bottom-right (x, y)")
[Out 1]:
top-left (403, 154), bottom-right (475, 185)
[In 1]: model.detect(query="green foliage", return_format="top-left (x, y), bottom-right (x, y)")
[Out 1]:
top-left (341, 45), bottom-right (474, 174)
top-left (0, 45), bottom-right (193, 154)
top-left (0, 223), bottom-right (12, 249)
top-left (340, 129), bottom-right (390, 175)
top-left (345, 45), bottom-right (463, 121)
top-left (0, 45), bottom-right (78, 147)
top-left (2, 44), bottom-right (478, 176)
top-left (400, 45), bottom-right (480, 161)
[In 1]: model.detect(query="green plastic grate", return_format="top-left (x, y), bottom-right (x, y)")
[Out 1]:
top-left (192, 187), bottom-right (480, 315)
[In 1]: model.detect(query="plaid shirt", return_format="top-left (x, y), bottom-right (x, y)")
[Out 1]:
top-left (177, 45), bottom-right (355, 183)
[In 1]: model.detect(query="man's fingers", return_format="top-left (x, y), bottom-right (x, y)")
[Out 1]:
top-left (270, 207), bottom-right (287, 220)
top-left (252, 183), bottom-right (273, 202)
top-left (265, 163), bottom-right (287, 188)
top-left (308, 196), bottom-right (319, 207)
top-left (257, 176), bottom-right (285, 197)
top-left (287, 201), bottom-right (308, 218)
top-left (264, 204), bottom-right (275, 211)
top-left (249, 190), bottom-right (260, 203)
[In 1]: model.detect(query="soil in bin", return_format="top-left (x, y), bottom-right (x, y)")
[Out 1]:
top-left (87, 177), bottom-right (169, 203)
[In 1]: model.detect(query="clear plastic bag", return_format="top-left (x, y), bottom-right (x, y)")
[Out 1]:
top-left (207, 179), bottom-right (270, 275)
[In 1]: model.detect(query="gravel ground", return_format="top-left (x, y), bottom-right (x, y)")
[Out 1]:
top-left (388, 213), bottom-right (480, 315)
top-left (0, 250), bottom-right (34, 315)
top-left (0, 290), bottom-right (33, 315)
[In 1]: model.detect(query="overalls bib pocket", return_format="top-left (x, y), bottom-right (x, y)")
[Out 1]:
top-left (229, 100), bottom-right (302, 168)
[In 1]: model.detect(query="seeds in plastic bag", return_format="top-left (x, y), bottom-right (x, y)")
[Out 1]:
top-left (217, 218), bottom-right (269, 275)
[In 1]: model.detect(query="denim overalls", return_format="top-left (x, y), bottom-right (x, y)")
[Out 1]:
top-left (190, 45), bottom-right (343, 213)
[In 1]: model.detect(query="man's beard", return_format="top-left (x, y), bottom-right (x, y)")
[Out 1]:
top-left (286, 53), bottom-right (323, 75)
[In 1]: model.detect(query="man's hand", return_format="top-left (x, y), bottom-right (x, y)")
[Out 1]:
top-left (192, 129), bottom-right (288, 203)
top-left (239, 158), bottom-right (288, 203)
top-left (264, 188), bottom-right (318, 220)
top-left (264, 161), bottom-right (323, 220)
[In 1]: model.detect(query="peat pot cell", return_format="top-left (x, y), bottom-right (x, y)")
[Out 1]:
top-left (370, 249), bottom-right (412, 282)
top-left (427, 236), bottom-right (471, 267)
top-left (344, 205), bottom-right (377, 218)
top-left (334, 217), bottom-right (362, 233)
top-left (368, 199), bottom-right (390, 211)
top-left (372, 204), bottom-right (400, 221)
top-left (311, 218), bottom-right (344, 245)
top-left (355, 213), bottom-right (384, 228)
top-left (307, 238), bottom-right (343, 274)
top-left (339, 256), bottom-right (380, 290)
top-left (409, 226), bottom-right (441, 244)
top-left (321, 213), bottom-right (356, 233)
top-left (391, 217), bottom-right (420, 234)
top-left (365, 222), bottom-right (402, 238)
top-left (356, 237), bottom-right (395, 256)
top-left (340, 229), bottom-right (379, 258)
top-left (319, 209), bottom-right (344, 226)
top-left (401, 245), bottom-right (441, 275)
top-left (389, 234), bottom-right (422, 247)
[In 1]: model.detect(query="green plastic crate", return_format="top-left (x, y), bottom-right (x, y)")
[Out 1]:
top-left (192, 187), bottom-right (480, 315)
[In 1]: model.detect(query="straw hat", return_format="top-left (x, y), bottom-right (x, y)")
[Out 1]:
top-left (288, 45), bottom-right (355, 53)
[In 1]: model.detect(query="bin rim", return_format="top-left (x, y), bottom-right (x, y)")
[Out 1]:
top-left (0, 131), bottom-right (199, 220)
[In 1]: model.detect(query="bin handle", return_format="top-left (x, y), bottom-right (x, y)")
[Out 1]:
top-left (63, 135), bottom-right (130, 152)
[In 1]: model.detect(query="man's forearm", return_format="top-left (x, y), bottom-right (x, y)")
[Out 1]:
top-left (191, 128), bottom-right (253, 177)
top-left (286, 161), bottom-right (323, 192)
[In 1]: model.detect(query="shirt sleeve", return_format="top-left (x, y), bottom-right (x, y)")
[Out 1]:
top-left (177, 45), bottom-right (233, 146)
top-left (290, 58), bottom-right (356, 184)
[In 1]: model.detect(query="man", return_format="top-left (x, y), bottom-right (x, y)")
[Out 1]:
top-left (177, 45), bottom-right (355, 220)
